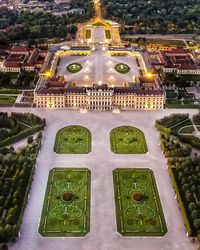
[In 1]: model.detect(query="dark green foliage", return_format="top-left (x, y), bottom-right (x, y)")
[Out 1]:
top-left (193, 112), bottom-right (200, 125)
top-left (27, 136), bottom-right (34, 144)
top-left (178, 135), bottom-right (200, 150)
top-left (0, 2), bottom-right (94, 41)
top-left (0, 112), bottom-right (46, 148)
top-left (0, 139), bottom-right (41, 243)
top-left (102, 0), bottom-right (200, 34)
top-left (156, 113), bottom-right (200, 236)
top-left (156, 113), bottom-right (189, 128)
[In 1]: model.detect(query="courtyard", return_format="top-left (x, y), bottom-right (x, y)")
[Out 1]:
top-left (5, 107), bottom-right (198, 250)
top-left (56, 50), bottom-right (142, 87)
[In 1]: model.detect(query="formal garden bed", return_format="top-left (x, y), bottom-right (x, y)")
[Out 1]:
top-left (113, 168), bottom-right (167, 236)
top-left (66, 63), bottom-right (82, 73)
top-left (0, 135), bottom-right (42, 244)
top-left (110, 126), bottom-right (148, 154)
top-left (39, 168), bottom-right (91, 237)
top-left (86, 29), bottom-right (91, 39)
top-left (105, 30), bottom-right (111, 39)
top-left (156, 113), bottom-right (200, 236)
top-left (114, 63), bottom-right (130, 74)
top-left (0, 96), bottom-right (16, 106)
top-left (54, 125), bottom-right (91, 154)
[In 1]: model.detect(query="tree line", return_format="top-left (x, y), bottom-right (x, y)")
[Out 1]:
top-left (102, 0), bottom-right (200, 34)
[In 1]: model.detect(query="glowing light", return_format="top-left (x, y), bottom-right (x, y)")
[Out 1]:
top-left (146, 72), bottom-right (153, 78)
top-left (111, 84), bottom-right (115, 88)
top-left (98, 81), bottom-right (102, 85)
top-left (84, 75), bottom-right (89, 80)
top-left (44, 71), bottom-right (51, 78)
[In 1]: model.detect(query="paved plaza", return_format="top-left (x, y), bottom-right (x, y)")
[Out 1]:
top-left (56, 51), bottom-right (142, 87)
top-left (3, 107), bottom-right (198, 250)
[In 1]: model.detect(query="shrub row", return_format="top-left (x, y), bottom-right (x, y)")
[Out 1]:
top-left (0, 137), bottom-right (42, 243)
top-left (0, 123), bottom-right (45, 148)
top-left (168, 164), bottom-right (192, 236)
top-left (178, 135), bottom-right (200, 150)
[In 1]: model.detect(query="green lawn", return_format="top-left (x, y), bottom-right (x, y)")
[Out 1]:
top-left (67, 63), bottom-right (82, 74)
top-left (110, 126), bottom-right (148, 154)
top-left (7, 72), bottom-right (19, 79)
top-left (0, 88), bottom-right (21, 94)
top-left (113, 168), bottom-right (167, 236)
top-left (39, 168), bottom-right (91, 237)
top-left (86, 29), bottom-right (91, 39)
top-left (105, 30), bottom-right (111, 39)
top-left (114, 63), bottom-right (130, 74)
top-left (54, 125), bottom-right (91, 154)
top-left (0, 95), bottom-right (16, 105)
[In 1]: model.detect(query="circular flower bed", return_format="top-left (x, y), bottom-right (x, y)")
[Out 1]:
top-left (114, 63), bottom-right (130, 74)
top-left (132, 192), bottom-right (143, 202)
top-left (62, 192), bottom-right (74, 202)
top-left (67, 63), bottom-right (82, 73)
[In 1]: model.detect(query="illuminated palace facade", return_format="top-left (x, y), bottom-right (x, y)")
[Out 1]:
top-left (34, 86), bottom-right (164, 110)
top-left (34, 79), bottom-right (165, 111)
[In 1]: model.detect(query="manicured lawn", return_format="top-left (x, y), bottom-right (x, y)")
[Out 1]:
top-left (0, 88), bottom-right (21, 94)
top-left (113, 168), bottom-right (167, 236)
top-left (67, 63), bottom-right (82, 73)
top-left (39, 168), bottom-right (91, 237)
top-left (7, 72), bottom-right (19, 79)
top-left (86, 29), bottom-right (91, 39)
top-left (105, 30), bottom-right (111, 39)
top-left (114, 63), bottom-right (130, 74)
top-left (110, 126), bottom-right (148, 154)
top-left (0, 95), bottom-right (16, 105)
top-left (54, 125), bottom-right (91, 154)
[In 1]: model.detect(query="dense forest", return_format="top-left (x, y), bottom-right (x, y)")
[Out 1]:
top-left (0, 0), bottom-right (94, 41)
top-left (102, 0), bottom-right (200, 34)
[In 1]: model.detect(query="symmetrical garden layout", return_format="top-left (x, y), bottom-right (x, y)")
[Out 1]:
top-left (54, 125), bottom-right (91, 154)
top-left (110, 126), bottom-right (148, 154)
top-left (113, 168), bottom-right (167, 236)
top-left (39, 168), bottom-right (91, 237)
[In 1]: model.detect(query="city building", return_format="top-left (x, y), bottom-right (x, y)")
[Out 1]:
top-left (0, 47), bottom-right (48, 72)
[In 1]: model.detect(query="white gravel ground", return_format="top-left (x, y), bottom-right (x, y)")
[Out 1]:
top-left (2, 107), bottom-right (198, 250)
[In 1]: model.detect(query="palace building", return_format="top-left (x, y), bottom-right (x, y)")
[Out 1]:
top-left (34, 76), bottom-right (165, 110)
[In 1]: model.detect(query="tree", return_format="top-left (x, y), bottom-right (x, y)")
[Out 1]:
top-left (191, 210), bottom-right (200, 219)
top-left (27, 136), bottom-right (33, 144)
